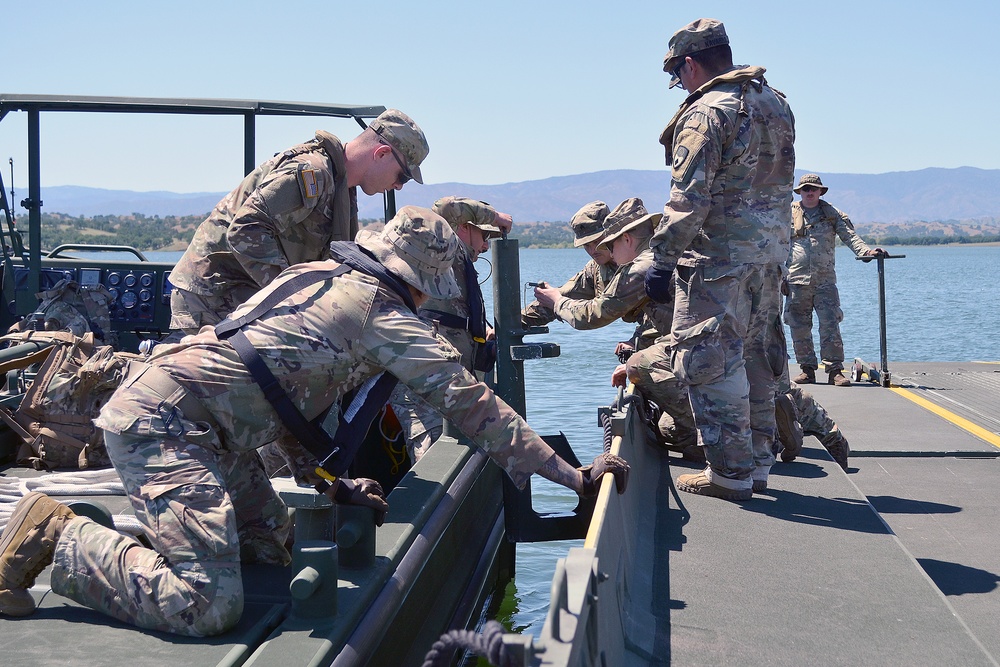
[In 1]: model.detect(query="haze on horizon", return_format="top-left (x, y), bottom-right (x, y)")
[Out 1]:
top-left (2, 0), bottom-right (996, 195)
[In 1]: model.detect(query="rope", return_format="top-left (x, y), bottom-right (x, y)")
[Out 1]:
top-left (0, 467), bottom-right (134, 534)
top-left (421, 620), bottom-right (514, 667)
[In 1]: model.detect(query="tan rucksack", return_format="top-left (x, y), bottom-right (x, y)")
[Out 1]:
top-left (0, 330), bottom-right (134, 469)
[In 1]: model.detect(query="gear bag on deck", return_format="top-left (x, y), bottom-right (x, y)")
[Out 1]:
top-left (0, 331), bottom-right (135, 469)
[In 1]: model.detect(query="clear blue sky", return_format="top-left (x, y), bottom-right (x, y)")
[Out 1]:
top-left (2, 0), bottom-right (997, 195)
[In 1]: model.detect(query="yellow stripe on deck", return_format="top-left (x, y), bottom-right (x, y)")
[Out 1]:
top-left (890, 386), bottom-right (1000, 450)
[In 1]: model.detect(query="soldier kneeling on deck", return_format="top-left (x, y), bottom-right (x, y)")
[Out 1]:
top-left (0, 206), bottom-right (629, 635)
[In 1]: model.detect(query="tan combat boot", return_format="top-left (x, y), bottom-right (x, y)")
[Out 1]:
top-left (792, 367), bottom-right (816, 384)
top-left (775, 393), bottom-right (804, 462)
top-left (676, 470), bottom-right (752, 501)
top-left (828, 370), bottom-right (852, 387)
top-left (0, 492), bottom-right (77, 617)
top-left (822, 430), bottom-right (850, 471)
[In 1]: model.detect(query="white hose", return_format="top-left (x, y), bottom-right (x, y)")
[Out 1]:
top-left (0, 468), bottom-right (130, 534)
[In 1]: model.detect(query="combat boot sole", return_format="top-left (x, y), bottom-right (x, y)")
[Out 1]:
top-left (676, 471), bottom-right (752, 501)
top-left (0, 492), bottom-right (76, 617)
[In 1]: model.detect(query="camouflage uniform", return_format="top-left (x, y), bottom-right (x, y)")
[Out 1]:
top-left (168, 109), bottom-right (428, 333)
top-left (522, 201), bottom-right (617, 328)
top-left (389, 197), bottom-right (501, 462)
top-left (651, 27), bottom-right (796, 490)
top-left (47, 208), bottom-right (556, 636)
top-left (168, 131), bottom-right (356, 332)
top-left (785, 193), bottom-right (872, 373)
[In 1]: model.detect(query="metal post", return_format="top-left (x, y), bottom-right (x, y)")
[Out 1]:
top-left (25, 110), bottom-right (40, 297)
top-left (243, 113), bottom-right (256, 176)
top-left (877, 254), bottom-right (889, 380)
top-left (492, 237), bottom-right (526, 417)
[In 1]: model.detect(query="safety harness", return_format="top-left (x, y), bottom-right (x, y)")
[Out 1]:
top-left (421, 254), bottom-right (495, 372)
top-left (214, 241), bottom-right (416, 490)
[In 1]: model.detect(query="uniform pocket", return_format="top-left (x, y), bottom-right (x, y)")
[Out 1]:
top-left (671, 315), bottom-right (726, 385)
top-left (139, 465), bottom-right (237, 563)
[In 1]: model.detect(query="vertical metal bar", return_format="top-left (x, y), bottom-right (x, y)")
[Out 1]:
top-left (877, 255), bottom-right (889, 380)
top-left (492, 238), bottom-right (526, 418)
top-left (26, 109), bottom-right (40, 297)
top-left (384, 191), bottom-right (396, 221)
top-left (243, 113), bottom-right (256, 176)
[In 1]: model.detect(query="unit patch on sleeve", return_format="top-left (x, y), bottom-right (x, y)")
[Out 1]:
top-left (300, 169), bottom-right (319, 198)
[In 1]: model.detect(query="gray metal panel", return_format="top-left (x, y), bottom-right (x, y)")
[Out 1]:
top-left (0, 94), bottom-right (385, 118)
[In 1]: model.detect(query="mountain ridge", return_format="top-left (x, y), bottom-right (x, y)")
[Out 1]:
top-left (21, 166), bottom-right (1000, 226)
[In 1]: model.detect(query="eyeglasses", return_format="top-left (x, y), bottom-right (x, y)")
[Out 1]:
top-left (799, 186), bottom-right (819, 193)
top-left (372, 126), bottom-right (413, 185)
top-left (671, 59), bottom-right (687, 82)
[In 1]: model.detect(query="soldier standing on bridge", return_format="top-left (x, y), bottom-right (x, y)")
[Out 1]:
top-left (785, 173), bottom-right (882, 387)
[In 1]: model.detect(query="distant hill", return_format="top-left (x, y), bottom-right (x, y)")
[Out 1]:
top-left (27, 166), bottom-right (1000, 227)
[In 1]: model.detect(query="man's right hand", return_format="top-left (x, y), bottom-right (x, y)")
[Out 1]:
top-left (578, 453), bottom-right (630, 497)
top-left (327, 477), bottom-right (389, 526)
top-left (644, 266), bottom-right (674, 303)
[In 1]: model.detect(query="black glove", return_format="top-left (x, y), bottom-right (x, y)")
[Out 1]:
top-left (578, 453), bottom-right (630, 498)
top-left (330, 477), bottom-right (389, 526)
top-left (644, 266), bottom-right (674, 303)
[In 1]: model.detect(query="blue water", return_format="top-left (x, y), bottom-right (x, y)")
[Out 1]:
top-left (150, 244), bottom-right (1000, 635)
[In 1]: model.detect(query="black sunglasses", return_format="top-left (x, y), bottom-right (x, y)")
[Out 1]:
top-left (799, 186), bottom-right (820, 193)
top-left (372, 126), bottom-right (413, 185)
top-left (672, 58), bottom-right (687, 81)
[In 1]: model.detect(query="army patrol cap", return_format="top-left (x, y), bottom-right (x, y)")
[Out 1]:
top-left (600, 198), bottom-right (662, 246)
top-left (356, 205), bottom-right (461, 299)
top-left (794, 173), bottom-right (829, 195)
top-left (432, 197), bottom-right (503, 239)
top-left (570, 201), bottom-right (611, 247)
top-left (369, 109), bottom-right (429, 184)
top-left (663, 18), bottom-right (730, 88)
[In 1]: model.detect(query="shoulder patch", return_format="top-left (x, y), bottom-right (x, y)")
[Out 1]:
top-left (671, 128), bottom-right (708, 184)
top-left (300, 169), bottom-right (319, 198)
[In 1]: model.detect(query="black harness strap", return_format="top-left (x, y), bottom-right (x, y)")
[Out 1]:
top-left (215, 243), bottom-right (417, 482)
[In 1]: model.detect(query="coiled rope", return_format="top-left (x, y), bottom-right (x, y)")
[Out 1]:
top-left (421, 620), bottom-right (515, 667)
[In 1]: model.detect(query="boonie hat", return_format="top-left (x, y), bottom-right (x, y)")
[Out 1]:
top-left (570, 201), bottom-right (611, 247)
top-left (356, 205), bottom-right (461, 299)
top-left (663, 18), bottom-right (730, 88)
top-left (601, 198), bottom-right (662, 246)
top-left (369, 109), bottom-right (429, 184)
top-left (432, 196), bottom-right (503, 239)
top-left (794, 173), bottom-right (829, 195)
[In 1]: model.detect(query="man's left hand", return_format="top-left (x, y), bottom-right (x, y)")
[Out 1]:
top-left (327, 477), bottom-right (389, 526)
top-left (495, 212), bottom-right (513, 234)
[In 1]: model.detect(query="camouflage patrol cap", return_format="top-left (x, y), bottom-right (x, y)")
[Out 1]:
top-left (793, 173), bottom-right (829, 195)
top-left (432, 197), bottom-right (503, 238)
top-left (663, 18), bottom-right (730, 88)
top-left (369, 109), bottom-right (429, 184)
top-left (356, 205), bottom-right (461, 299)
top-left (570, 201), bottom-right (611, 247)
top-left (600, 198), bottom-right (662, 246)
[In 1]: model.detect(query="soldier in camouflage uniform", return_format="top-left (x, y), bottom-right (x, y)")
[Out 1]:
top-left (786, 173), bottom-right (880, 387)
top-left (521, 201), bottom-right (617, 328)
top-left (643, 18), bottom-right (796, 500)
top-left (388, 196), bottom-right (512, 462)
top-left (168, 109), bottom-right (428, 334)
top-left (0, 206), bottom-right (628, 634)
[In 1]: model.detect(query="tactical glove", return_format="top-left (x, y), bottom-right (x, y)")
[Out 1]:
top-left (330, 477), bottom-right (389, 526)
top-left (578, 452), bottom-right (631, 498)
top-left (644, 266), bottom-right (674, 303)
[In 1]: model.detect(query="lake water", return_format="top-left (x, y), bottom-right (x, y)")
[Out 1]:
top-left (148, 244), bottom-right (1000, 635)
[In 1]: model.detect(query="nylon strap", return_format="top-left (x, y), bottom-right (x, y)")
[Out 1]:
top-left (215, 244), bottom-right (417, 481)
